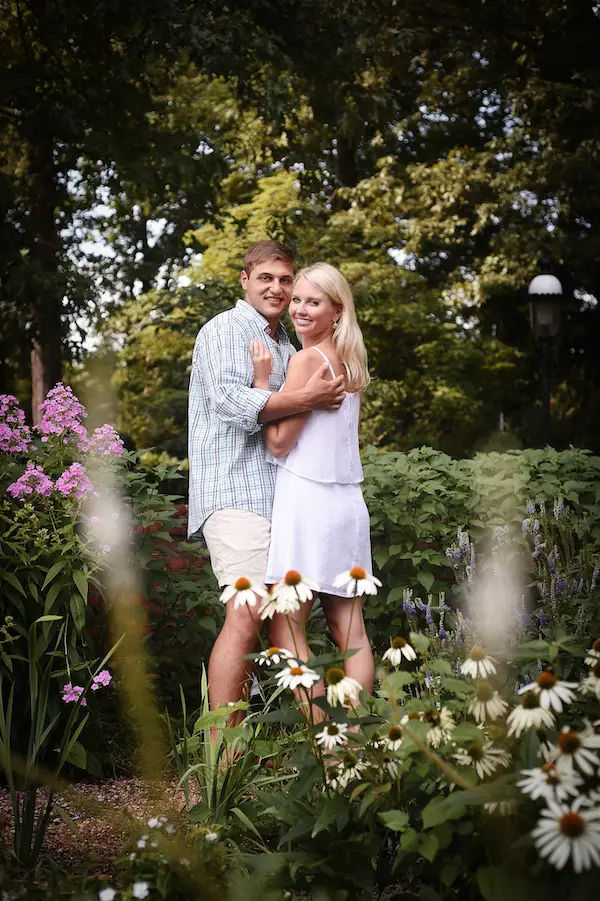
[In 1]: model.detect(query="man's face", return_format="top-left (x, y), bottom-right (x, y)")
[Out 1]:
top-left (241, 258), bottom-right (295, 324)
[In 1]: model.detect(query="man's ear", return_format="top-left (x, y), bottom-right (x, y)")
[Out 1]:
top-left (240, 268), bottom-right (249, 291)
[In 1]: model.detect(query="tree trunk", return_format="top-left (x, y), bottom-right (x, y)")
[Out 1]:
top-left (25, 139), bottom-right (63, 423)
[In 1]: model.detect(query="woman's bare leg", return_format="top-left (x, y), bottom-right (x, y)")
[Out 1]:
top-left (321, 594), bottom-right (374, 698)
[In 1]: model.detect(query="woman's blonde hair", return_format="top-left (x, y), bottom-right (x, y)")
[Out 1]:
top-left (295, 262), bottom-right (370, 392)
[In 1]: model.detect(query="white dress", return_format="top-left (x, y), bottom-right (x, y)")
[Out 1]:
top-left (265, 348), bottom-right (372, 596)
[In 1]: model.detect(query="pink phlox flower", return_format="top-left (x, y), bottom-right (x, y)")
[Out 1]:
top-left (54, 463), bottom-right (94, 499)
top-left (91, 670), bottom-right (112, 691)
top-left (81, 424), bottom-right (125, 457)
top-left (61, 684), bottom-right (87, 706)
top-left (7, 463), bottom-right (54, 499)
top-left (0, 395), bottom-right (32, 453)
top-left (37, 383), bottom-right (88, 445)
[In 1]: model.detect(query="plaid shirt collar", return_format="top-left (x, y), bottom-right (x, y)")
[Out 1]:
top-left (234, 299), bottom-right (289, 343)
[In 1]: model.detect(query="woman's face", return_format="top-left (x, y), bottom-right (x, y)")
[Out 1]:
top-left (290, 275), bottom-right (340, 340)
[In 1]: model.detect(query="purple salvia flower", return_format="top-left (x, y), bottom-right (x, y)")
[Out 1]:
top-left (538, 609), bottom-right (548, 627)
top-left (526, 499), bottom-right (536, 515)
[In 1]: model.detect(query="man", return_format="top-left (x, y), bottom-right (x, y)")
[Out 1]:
top-left (188, 240), bottom-right (345, 716)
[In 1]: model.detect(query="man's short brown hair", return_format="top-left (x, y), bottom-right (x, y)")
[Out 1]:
top-left (243, 240), bottom-right (296, 276)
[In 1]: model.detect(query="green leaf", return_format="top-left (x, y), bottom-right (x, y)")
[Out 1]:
top-left (422, 796), bottom-right (466, 828)
top-left (0, 571), bottom-right (26, 596)
top-left (409, 631), bottom-right (430, 653)
top-left (72, 570), bottom-right (88, 603)
top-left (451, 722), bottom-right (484, 743)
top-left (440, 677), bottom-right (474, 698)
top-left (417, 571), bottom-right (435, 592)
top-left (378, 809), bottom-right (409, 832)
top-left (430, 659), bottom-right (452, 676)
top-left (42, 560), bottom-right (69, 590)
top-left (69, 594), bottom-right (86, 633)
top-left (44, 581), bottom-right (64, 614)
top-left (65, 740), bottom-right (87, 770)
top-left (419, 831), bottom-right (439, 862)
top-left (53, 803), bottom-right (78, 834)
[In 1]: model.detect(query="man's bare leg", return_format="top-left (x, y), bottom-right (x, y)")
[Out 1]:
top-left (208, 596), bottom-right (263, 726)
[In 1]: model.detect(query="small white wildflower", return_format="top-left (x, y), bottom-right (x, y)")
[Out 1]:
top-left (333, 566), bottom-right (382, 597)
top-left (147, 817), bottom-right (160, 829)
top-left (460, 646), bottom-right (497, 679)
top-left (99, 889), bottom-right (117, 901)
top-left (382, 636), bottom-right (417, 666)
top-left (315, 722), bottom-right (349, 751)
top-left (132, 884), bottom-right (150, 900)
top-left (205, 831), bottom-right (219, 841)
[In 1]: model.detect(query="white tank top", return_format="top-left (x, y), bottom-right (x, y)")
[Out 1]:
top-left (270, 347), bottom-right (363, 485)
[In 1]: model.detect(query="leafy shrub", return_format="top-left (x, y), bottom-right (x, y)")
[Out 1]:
top-left (362, 445), bottom-right (600, 647)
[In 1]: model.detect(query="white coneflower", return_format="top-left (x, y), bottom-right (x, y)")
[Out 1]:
top-left (324, 667), bottom-right (362, 706)
top-left (324, 764), bottom-right (346, 791)
top-left (506, 691), bottom-right (556, 738)
top-left (580, 662), bottom-right (600, 700)
top-left (517, 669), bottom-right (578, 713)
top-left (518, 763), bottom-right (583, 802)
top-left (220, 577), bottom-right (268, 609)
top-left (383, 724), bottom-right (403, 751)
top-left (381, 754), bottom-right (400, 779)
top-left (469, 682), bottom-right (508, 723)
top-left (584, 637), bottom-right (600, 667)
top-left (532, 798), bottom-right (600, 871)
top-left (333, 566), bottom-right (382, 597)
top-left (454, 741), bottom-right (511, 779)
top-left (544, 724), bottom-right (600, 776)
top-left (315, 722), bottom-right (349, 751)
top-left (258, 588), bottom-right (290, 619)
top-left (460, 646), bottom-right (498, 679)
top-left (338, 750), bottom-right (366, 783)
top-left (382, 636), bottom-right (417, 666)
top-left (423, 707), bottom-right (455, 748)
top-left (256, 646), bottom-right (293, 666)
top-left (271, 570), bottom-right (318, 606)
top-left (368, 730), bottom-right (386, 749)
top-left (276, 661), bottom-right (320, 691)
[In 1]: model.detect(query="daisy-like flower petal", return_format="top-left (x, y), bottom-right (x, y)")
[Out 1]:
top-left (324, 667), bottom-right (362, 706)
top-left (383, 724), bottom-right (403, 751)
top-left (423, 706), bottom-right (455, 748)
top-left (258, 590), bottom-right (300, 620)
top-left (333, 566), bottom-right (382, 597)
top-left (275, 661), bottom-right (320, 691)
top-left (532, 797), bottom-right (600, 872)
top-left (518, 670), bottom-right (579, 713)
top-left (220, 577), bottom-right (268, 610)
top-left (460, 646), bottom-right (497, 679)
top-left (580, 669), bottom-right (600, 701)
top-left (271, 570), bottom-right (318, 607)
top-left (544, 724), bottom-right (600, 776)
top-left (454, 740), bottom-right (511, 779)
top-left (468, 682), bottom-right (508, 724)
top-left (518, 763), bottom-right (584, 802)
top-left (506, 691), bottom-right (556, 737)
top-left (256, 646), bottom-right (293, 666)
top-left (315, 722), bottom-right (349, 751)
top-left (584, 637), bottom-right (600, 667)
top-left (382, 636), bottom-right (417, 666)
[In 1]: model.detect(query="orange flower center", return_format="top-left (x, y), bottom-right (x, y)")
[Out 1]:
top-left (325, 667), bottom-right (345, 686)
top-left (289, 666), bottom-right (304, 676)
top-left (235, 577), bottom-right (251, 591)
top-left (350, 566), bottom-right (366, 580)
top-left (558, 730), bottom-right (580, 754)
top-left (470, 646), bottom-right (486, 662)
top-left (541, 763), bottom-right (560, 785)
top-left (592, 637), bottom-right (600, 652)
top-left (476, 682), bottom-right (495, 702)
top-left (284, 570), bottom-right (302, 586)
top-left (267, 647), bottom-right (280, 656)
top-left (537, 671), bottom-right (556, 689)
top-left (559, 812), bottom-right (585, 838)
top-left (391, 636), bottom-right (407, 649)
top-left (408, 712), bottom-right (422, 720)
top-left (522, 692), bottom-right (540, 710)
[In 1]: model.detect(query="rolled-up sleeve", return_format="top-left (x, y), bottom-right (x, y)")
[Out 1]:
top-left (193, 319), bottom-right (271, 434)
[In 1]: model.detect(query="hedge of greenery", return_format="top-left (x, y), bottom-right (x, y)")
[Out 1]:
top-left (361, 445), bottom-right (600, 642)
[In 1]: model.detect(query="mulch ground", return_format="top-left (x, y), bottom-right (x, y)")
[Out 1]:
top-left (0, 776), bottom-right (192, 876)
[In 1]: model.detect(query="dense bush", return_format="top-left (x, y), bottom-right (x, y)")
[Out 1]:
top-left (362, 446), bottom-right (600, 646)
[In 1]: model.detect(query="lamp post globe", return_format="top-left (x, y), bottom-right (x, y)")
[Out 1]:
top-left (527, 268), bottom-right (563, 446)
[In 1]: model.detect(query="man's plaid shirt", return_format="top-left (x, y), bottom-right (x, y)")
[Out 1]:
top-left (187, 299), bottom-right (294, 538)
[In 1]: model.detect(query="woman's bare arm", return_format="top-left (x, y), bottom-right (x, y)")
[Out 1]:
top-left (263, 351), bottom-right (326, 457)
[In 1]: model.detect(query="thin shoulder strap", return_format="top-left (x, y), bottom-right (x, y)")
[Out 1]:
top-left (313, 346), bottom-right (336, 379)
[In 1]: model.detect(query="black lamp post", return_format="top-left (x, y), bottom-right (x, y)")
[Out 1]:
top-left (527, 267), bottom-right (562, 446)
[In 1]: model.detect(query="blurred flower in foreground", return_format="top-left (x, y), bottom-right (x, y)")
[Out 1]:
top-left (220, 578), bottom-right (268, 609)
top-left (460, 646), bottom-right (497, 679)
top-left (518, 670), bottom-right (578, 713)
top-left (333, 567), bottom-right (381, 597)
top-left (532, 798), bottom-right (600, 871)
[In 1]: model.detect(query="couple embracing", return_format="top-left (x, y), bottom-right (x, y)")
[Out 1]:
top-left (188, 240), bottom-right (376, 718)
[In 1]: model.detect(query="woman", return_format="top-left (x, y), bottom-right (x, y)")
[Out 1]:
top-left (250, 262), bottom-right (375, 698)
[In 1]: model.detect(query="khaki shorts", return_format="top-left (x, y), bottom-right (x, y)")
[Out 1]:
top-left (202, 509), bottom-right (271, 587)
